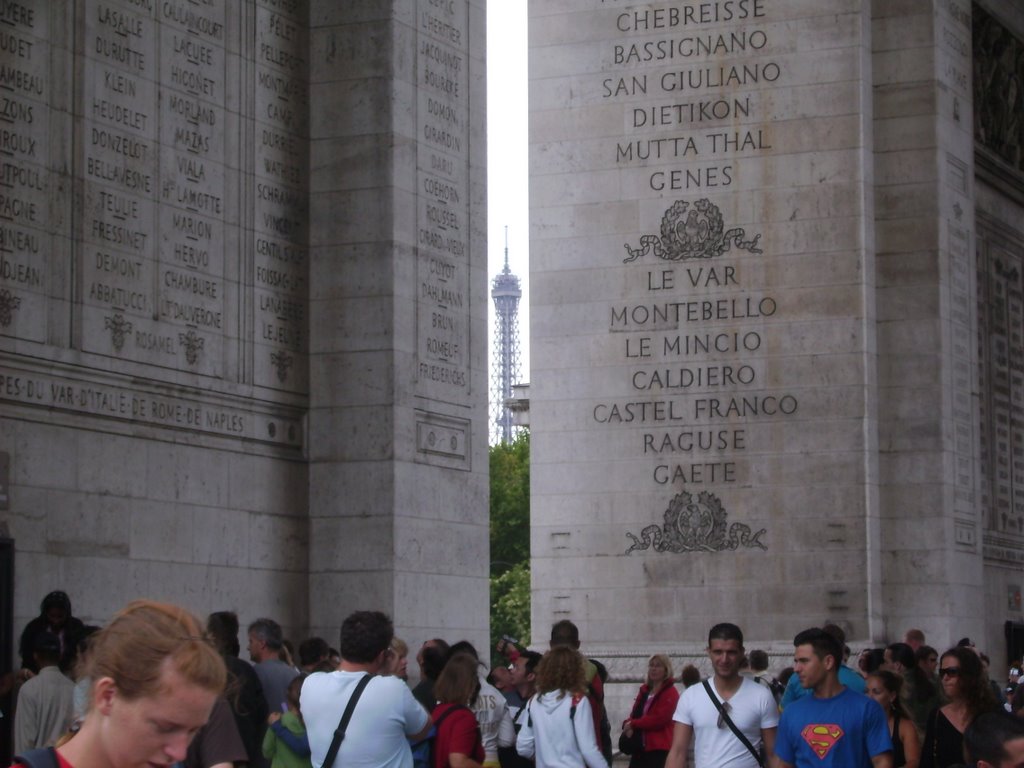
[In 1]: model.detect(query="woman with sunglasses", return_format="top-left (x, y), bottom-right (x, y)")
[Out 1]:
top-left (920, 647), bottom-right (998, 768)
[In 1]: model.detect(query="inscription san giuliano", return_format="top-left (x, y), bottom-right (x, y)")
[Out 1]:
top-left (593, 1), bottom-right (796, 551)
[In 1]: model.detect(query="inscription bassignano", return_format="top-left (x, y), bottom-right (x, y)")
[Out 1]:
top-left (592, 0), bottom-right (796, 553)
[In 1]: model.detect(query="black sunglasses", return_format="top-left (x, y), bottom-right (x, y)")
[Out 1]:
top-left (939, 667), bottom-right (961, 678)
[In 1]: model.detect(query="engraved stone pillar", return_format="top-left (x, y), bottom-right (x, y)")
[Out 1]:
top-left (306, 2), bottom-right (489, 647)
top-left (874, 0), bottom-right (985, 648)
top-left (529, 0), bottom-right (882, 649)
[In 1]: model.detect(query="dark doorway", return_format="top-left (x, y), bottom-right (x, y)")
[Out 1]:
top-left (1005, 620), bottom-right (1024, 668)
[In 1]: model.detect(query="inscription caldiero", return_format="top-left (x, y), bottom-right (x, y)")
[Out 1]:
top-left (416, 0), bottom-right (470, 397)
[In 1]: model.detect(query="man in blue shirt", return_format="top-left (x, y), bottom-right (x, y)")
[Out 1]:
top-left (775, 628), bottom-right (892, 768)
top-left (779, 623), bottom-right (865, 708)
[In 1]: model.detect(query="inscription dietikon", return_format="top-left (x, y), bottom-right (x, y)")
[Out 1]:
top-left (416, 0), bottom-right (471, 398)
top-left (0, 0), bottom-right (48, 342)
top-left (594, 1), bottom-right (793, 554)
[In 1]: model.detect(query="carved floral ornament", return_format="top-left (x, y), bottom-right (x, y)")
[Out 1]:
top-left (623, 199), bottom-right (763, 263)
top-left (104, 313), bottom-right (133, 352)
top-left (0, 289), bottom-right (22, 328)
top-left (625, 491), bottom-right (767, 555)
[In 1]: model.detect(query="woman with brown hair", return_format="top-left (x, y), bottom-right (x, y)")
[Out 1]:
top-left (619, 654), bottom-right (679, 768)
top-left (25, 600), bottom-right (227, 768)
top-left (865, 669), bottom-right (921, 768)
top-left (515, 647), bottom-right (609, 768)
top-left (920, 646), bottom-right (999, 768)
top-left (431, 653), bottom-right (485, 768)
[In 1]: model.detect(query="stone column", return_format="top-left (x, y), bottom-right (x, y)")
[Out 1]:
top-left (873, 0), bottom-right (985, 648)
top-left (306, 1), bottom-right (489, 649)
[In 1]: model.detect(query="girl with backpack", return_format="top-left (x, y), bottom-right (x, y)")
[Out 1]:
top-left (432, 653), bottom-right (485, 768)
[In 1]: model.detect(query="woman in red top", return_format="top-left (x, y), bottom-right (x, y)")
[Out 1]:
top-left (16, 600), bottom-right (226, 768)
top-left (620, 654), bottom-right (679, 768)
top-left (432, 653), bottom-right (485, 768)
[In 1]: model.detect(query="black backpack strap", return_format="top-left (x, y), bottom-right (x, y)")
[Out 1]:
top-left (322, 673), bottom-right (374, 768)
top-left (13, 748), bottom-right (59, 768)
top-left (702, 680), bottom-right (763, 768)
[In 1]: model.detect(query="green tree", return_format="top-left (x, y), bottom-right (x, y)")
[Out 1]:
top-left (490, 433), bottom-right (530, 655)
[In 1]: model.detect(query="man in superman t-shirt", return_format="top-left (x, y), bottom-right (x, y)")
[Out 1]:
top-left (775, 628), bottom-right (893, 768)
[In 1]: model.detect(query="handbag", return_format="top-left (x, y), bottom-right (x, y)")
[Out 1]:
top-left (618, 689), bottom-right (648, 756)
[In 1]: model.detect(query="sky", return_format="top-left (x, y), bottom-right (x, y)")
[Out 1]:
top-left (486, 0), bottom-right (531, 380)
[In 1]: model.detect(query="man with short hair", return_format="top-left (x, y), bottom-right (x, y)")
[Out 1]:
top-left (499, 651), bottom-right (542, 768)
top-left (299, 636), bottom-right (331, 673)
top-left (882, 643), bottom-right (915, 674)
top-left (13, 633), bottom-right (74, 752)
top-left (301, 611), bottom-right (431, 768)
top-left (666, 623), bottom-right (777, 768)
top-left (964, 710), bottom-right (1024, 768)
top-left (208, 611), bottom-right (268, 768)
top-left (774, 628), bottom-right (893, 768)
top-left (248, 618), bottom-right (299, 716)
top-left (903, 629), bottom-right (926, 652)
top-left (915, 645), bottom-right (938, 680)
top-left (779, 624), bottom-right (865, 708)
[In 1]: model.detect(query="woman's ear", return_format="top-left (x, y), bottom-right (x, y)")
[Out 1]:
top-left (93, 676), bottom-right (117, 716)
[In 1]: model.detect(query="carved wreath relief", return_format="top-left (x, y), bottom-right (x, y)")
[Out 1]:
top-left (0, 289), bottom-right (22, 328)
top-left (104, 313), bottom-right (133, 352)
top-left (625, 491), bottom-right (767, 554)
top-left (623, 198), bottom-right (763, 263)
top-left (622, 200), bottom-right (768, 555)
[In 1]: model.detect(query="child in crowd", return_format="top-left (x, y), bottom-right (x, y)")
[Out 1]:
top-left (263, 674), bottom-right (312, 768)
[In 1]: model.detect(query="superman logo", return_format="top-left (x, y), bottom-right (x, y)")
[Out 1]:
top-left (800, 724), bottom-right (845, 759)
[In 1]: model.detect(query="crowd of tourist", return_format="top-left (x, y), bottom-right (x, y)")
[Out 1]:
top-left (7, 591), bottom-right (1024, 768)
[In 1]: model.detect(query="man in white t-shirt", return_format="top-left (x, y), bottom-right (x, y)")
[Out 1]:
top-left (301, 611), bottom-right (431, 768)
top-left (666, 623), bottom-right (778, 768)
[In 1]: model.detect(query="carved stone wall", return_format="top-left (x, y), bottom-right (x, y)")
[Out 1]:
top-left (0, 0), bottom-right (489, 650)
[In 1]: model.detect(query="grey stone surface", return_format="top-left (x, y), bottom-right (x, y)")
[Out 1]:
top-left (529, 0), bottom-right (1024, 666)
top-left (1, 0), bottom-right (488, 656)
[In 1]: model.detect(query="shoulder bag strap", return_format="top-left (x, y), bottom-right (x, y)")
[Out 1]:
top-left (569, 693), bottom-right (584, 754)
top-left (322, 673), bottom-right (374, 768)
top-left (702, 680), bottom-right (763, 768)
top-left (13, 748), bottom-right (59, 768)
